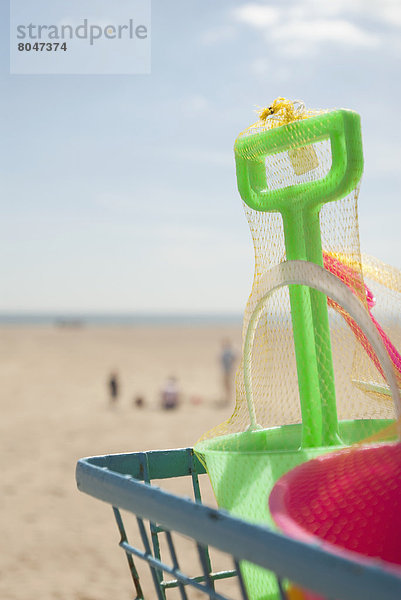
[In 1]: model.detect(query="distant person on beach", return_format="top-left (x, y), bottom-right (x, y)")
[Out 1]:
top-left (220, 339), bottom-right (237, 405)
top-left (160, 376), bottom-right (180, 410)
top-left (133, 395), bottom-right (145, 408)
top-left (108, 370), bottom-right (119, 406)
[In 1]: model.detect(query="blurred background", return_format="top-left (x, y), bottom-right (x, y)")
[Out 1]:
top-left (1, 0), bottom-right (401, 315)
top-left (1, 1), bottom-right (400, 599)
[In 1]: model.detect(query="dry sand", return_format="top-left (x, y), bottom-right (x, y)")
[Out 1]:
top-left (0, 324), bottom-right (242, 600)
top-left (2, 321), bottom-right (397, 600)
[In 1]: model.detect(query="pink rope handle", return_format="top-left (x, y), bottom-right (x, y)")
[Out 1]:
top-left (323, 253), bottom-right (401, 383)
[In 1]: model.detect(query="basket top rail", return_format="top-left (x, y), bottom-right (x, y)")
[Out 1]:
top-left (83, 447), bottom-right (206, 480)
top-left (76, 447), bottom-right (401, 600)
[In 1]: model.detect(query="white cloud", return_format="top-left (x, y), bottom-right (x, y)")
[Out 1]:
top-left (293, 0), bottom-right (356, 18)
top-left (272, 18), bottom-right (379, 50)
top-left (231, 1), bottom-right (398, 56)
top-left (381, 2), bottom-right (401, 26)
top-left (279, 0), bottom-right (401, 25)
top-left (232, 4), bottom-right (279, 28)
top-left (200, 0), bottom-right (401, 66)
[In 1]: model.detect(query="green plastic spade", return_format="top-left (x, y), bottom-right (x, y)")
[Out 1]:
top-left (234, 109), bottom-right (364, 447)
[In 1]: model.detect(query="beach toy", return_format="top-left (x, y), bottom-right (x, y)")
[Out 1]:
top-left (269, 441), bottom-right (401, 600)
top-left (236, 103), bottom-right (364, 447)
top-left (195, 100), bottom-right (400, 599)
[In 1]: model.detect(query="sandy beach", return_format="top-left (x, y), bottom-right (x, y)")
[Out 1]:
top-left (1, 319), bottom-right (398, 599)
top-left (0, 324), bottom-right (242, 600)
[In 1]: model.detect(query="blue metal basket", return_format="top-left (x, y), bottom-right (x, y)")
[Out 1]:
top-left (76, 447), bottom-right (401, 600)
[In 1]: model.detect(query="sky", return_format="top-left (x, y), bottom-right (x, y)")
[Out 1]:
top-left (1, 0), bottom-right (401, 313)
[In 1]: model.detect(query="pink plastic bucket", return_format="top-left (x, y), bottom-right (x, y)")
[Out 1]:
top-left (269, 443), bottom-right (401, 600)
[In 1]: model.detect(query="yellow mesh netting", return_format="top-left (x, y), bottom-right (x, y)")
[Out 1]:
top-left (197, 98), bottom-right (400, 445)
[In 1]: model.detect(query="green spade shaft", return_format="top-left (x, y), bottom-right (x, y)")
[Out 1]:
top-left (305, 209), bottom-right (340, 445)
top-left (283, 207), bottom-right (338, 447)
top-left (235, 109), bottom-right (364, 448)
top-left (282, 208), bottom-right (323, 447)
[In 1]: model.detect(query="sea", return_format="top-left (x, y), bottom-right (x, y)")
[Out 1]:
top-left (0, 312), bottom-right (244, 327)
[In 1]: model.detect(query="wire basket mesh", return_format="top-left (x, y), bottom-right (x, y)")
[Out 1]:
top-left (76, 445), bottom-right (401, 600)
